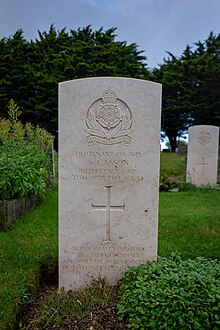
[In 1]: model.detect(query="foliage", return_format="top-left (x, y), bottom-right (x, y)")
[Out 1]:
top-left (0, 25), bottom-right (149, 139)
top-left (118, 254), bottom-right (220, 329)
top-left (153, 32), bottom-right (220, 151)
top-left (0, 142), bottom-right (50, 199)
top-left (0, 100), bottom-right (54, 199)
top-left (159, 176), bottom-right (178, 192)
top-left (0, 27), bottom-right (219, 148)
top-left (0, 30), bottom-right (32, 119)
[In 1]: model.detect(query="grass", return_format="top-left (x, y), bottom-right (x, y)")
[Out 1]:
top-left (159, 190), bottom-right (220, 259)
top-left (0, 152), bottom-right (219, 329)
top-left (160, 152), bottom-right (187, 181)
top-left (19, 278), bottom-right (117, 329)
top-left (0, 186), bottom-right (58, 330)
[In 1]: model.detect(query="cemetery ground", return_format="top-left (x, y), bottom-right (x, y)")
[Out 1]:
top-left (0, 153), bottom-right (219, 329)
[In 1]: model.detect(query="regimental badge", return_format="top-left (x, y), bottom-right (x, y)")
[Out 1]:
top-left (85, 88), bottom-right (133, 146)
top-left (197, 131), bottom-right (211, 145)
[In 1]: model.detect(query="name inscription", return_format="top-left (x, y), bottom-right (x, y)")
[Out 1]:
top-left (67, 150), bottom-right (145, 184)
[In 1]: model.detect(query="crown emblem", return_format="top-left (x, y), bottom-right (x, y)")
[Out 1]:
top-left (101, 88), bottom-right (117, 105)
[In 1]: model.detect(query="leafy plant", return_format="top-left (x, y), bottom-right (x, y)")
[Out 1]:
top-left (0, 100), bottom-right (54, 199)
top-left (160, 176), bottom-right (178, 192)
top-left (118, 254), bottom-right (220, 329)
top-left (0, 141), bottom-right (50, 199)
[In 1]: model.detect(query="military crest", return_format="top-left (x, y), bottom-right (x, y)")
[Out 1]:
top-left (85, 88), bottom-right (133, 146)
top-left (197, 131), bottom-right (211, 145)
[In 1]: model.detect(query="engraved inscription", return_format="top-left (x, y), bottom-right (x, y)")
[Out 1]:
top-left (62, 245), bottom-right (147, 275)
top-left (197, 131), bottom-right (211, 145)
top-left (92, 186), bottom-right (125, 242)
top-left (70, 149), bottom-right (145, 184)
top-left (74, 151), bottom-right (142, 158)
top-left (85, 88), bottom-right (133, 146)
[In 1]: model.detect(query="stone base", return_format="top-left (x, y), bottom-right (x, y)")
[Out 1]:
top-left (0, 196), bottom-right (37, 231)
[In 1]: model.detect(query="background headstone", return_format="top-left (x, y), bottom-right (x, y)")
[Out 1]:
top-left (59, 77), bottom-right (162, 291)
top-left (186, 125), bottom-right (219, 186)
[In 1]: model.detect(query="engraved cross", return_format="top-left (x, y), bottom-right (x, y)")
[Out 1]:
top-left (92, 186), bottom-right (125, 242)
top-left (198, 157), bottom-right (208, 176)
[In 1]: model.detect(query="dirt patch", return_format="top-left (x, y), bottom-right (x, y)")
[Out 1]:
top-left (19, 284), bottom-right (128, 329)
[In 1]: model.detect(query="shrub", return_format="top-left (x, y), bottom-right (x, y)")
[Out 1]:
top-left (118, 254), bottom-right (220, 329)
top-left (160, 176), bottom-right (178, 192)
top-left (177, 182), bottom-right (220, 192)
top-left (0, 100), bottom-right (54, 199)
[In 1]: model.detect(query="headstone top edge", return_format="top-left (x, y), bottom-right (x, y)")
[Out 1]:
top-left (59, 77), bottom-right (162, 88)
top-left (188, 125), bottom-right (219, 131)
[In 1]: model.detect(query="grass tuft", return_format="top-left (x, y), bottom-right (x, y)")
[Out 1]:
top-left (18, 278), bottom-right (115, 329)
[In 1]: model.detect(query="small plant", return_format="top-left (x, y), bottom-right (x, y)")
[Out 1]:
top-left (7, 99), bottom-right (22, 123)
top-left (160, 176), bottom-right (178, 192)
top-left (118, 254), bottom-right (220, 329)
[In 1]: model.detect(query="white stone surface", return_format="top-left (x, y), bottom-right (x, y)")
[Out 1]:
top-left (59, 77), bottom-right (162, 291)
top-left (186, 125), bottom-right (219, 186)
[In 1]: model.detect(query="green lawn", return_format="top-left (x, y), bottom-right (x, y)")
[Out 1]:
top-left (159, 190), bottom-right (220, 259)
top-left (160, 152), bottom-right (187, 180)
top-left (0, 186), bottom-right (58, 330)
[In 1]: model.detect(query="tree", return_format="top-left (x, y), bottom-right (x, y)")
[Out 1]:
top-left (0, 30), bottom-right (32, 118)
top-left (25, 25), bottom-right (70, 133)
top-left (152, 32), bottom-right (220, 151)
top-left (187, 32), bottom-right (220, 126)
top-left (152, 53), bottom-right (193, 151)
top-left (0, 25), bottom-right (150, 140)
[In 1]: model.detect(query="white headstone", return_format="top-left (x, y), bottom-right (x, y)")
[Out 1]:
top-left (59, 77), bottom-right (162, 291)
top-left (186, 125), bottom-right (219, 186)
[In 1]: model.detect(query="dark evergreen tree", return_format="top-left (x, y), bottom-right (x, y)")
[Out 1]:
top-left (27, 25), bottom-right (69, 132)
top-left (187, 32), bottom-right (220, 126)
top-left (152, 53), bottom-right (193, 151)
top-left (152, 32), bottom-right (220, 151)
top-left (1, 26), bottom-right (218, 150)
top-left (0, 25), bottom-right (150, 139)
top-left (0, 30), bottom-right (32, 118)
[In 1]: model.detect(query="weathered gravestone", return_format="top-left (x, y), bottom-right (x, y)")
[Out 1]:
top-left (59, 77), bottom-right (162, 291)
top-left (186, 125), bottom-right (219, 186)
